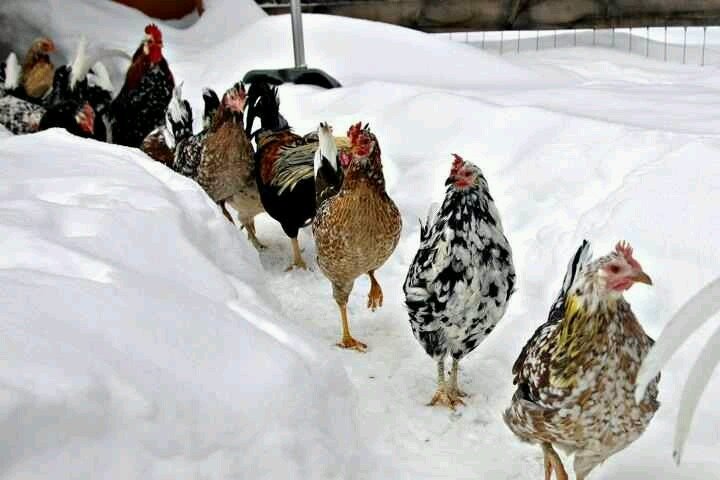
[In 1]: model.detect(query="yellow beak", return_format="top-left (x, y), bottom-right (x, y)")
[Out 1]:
top-left (633, 271), bottom-right (653, 285)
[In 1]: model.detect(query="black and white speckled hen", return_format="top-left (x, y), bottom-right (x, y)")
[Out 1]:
top-left (110, 24), bottom-right (174, 147)
top-left (404, 154), bottom-right (515, 408)
top-left (504, 240), bottom-right (659, 480)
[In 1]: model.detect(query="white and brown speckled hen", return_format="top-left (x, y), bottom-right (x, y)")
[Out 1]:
top-left (504, 240), bottom-right (659, 480)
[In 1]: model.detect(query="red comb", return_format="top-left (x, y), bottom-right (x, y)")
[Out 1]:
top-left (145, 24), bottom-right (162, 42)
top-left (615, 241), bottom-right (640, 268)
top-left (450, 153), bottom-right (464, 174)
top-left (347, 122), bottom-right (362, 145)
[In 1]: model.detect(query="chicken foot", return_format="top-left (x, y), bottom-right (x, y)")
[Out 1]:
top-left (428, 360), bottom-right (465, 410)
top-left (367, 270), bottom-right (383, 311)
top-left (542, 443), bottom-right (568, 480)
top-left (336, 302), bottom-right (367, 352)
top-left (242, 218), bottom-right (266, 250)
top-left (285, 237), bottom-right (308, 271)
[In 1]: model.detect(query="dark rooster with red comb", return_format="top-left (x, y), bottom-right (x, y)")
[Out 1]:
top-left (110, 24), bottom-right (174, 148)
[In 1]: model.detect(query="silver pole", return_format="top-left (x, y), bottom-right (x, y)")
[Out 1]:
top-left (573, 29), bottom-right (577, 46)
top-left (683, 26), bottom-right (687, 64)
top-left (702, 26), bottom-right (707, 66)
top-left (500, 30), bottom-right (504, 54)
top-left (629, 27), bottom-right (632, 52)
top-left (482, 31), bottom-right (486, 49)
top-left (290, 0), bottom-right (306, 68)
top-left (536, 30), bottom-right (539, 50)
top-left (465, 31), bottom-right (469, 43)
top-left (612, 27), bottom-right (615, 47)
top-left (553, 29), bottom-right (557, 48)
top-left (664, 25), bottom-right (667, 61)
top-left (592, 27), bottom-right (596, 46)
top-left (517, 30), bottom-right (520, 53)
top-left (646, 26), bottom-right (649, 57)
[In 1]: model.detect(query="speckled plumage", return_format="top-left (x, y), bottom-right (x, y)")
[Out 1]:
top-left (504, 241), bottom-right (660, 480)
top-left (173, 83), bottom-right (264, 247)
top-left (403, 154), bottom-right (514, 407)
top-left (0, 95), bottom-right (44, 134)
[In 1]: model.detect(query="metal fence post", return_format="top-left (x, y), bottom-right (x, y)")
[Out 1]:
top-left (629, 27), bottom-right (633, 52)
top-left (573, 29), bottom-right (577, 46)
top-left (465, 31), bottom-right (469, 43)
top-left (482, 31), bottom-right (486, 49)
top-left (646, 26), bottom-right (649, 57)
top-left (517, 30), bottom-right (521, 53)
top-left (664, 25), bottom-right (668, 61)
top-left (612, 27), bottom-right (615, 47)
top-left (554, 29), bottom-right (557, 48)
top-left (683, 26), bottom-right (687, 64)
top-left (536, 30), bottom-right (540, 50)
top-left (593, 27), bottom-right (596, 46)
top-left (702, 26), bottom-right (707, 66)
top-left (500, 30), bottom-right (504, 54)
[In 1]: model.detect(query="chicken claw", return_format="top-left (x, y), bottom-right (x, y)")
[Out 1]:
top-left (428, 387), bottom-right (465, 410)
top-left (337, 336), bottom-right (367, 352)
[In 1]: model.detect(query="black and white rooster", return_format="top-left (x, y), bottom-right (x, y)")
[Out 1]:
top-left (404, 154), bottom-right (516, 409)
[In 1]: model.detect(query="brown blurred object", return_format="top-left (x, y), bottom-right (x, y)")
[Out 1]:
top-left (112, 0), bottom-right (204, 19)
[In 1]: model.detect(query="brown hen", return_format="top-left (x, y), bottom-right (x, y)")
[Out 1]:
top-left (21, 37), bottom-right (55, 99)
top-left (313, 123), bottom-right (402, 351)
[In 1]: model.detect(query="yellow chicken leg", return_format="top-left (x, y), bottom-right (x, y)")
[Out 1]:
top-left (542, 443), bottom-right (568, 480)
top-left (449, 358), bottom-right (468, 398)
top-left (336, 302), bottom-right (367, 352)
top-left (428, 360), bottom-right (465, 410)
top-left (286, 237), bottom-right (308, 271)
top-left (367, 270), bottom-right (383, 311)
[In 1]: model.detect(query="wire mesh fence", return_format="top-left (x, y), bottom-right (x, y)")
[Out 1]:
top-left (443, 27), bottom-right (720, 66)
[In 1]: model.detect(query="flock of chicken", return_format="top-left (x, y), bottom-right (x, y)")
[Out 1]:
top-left (1, 24), bottom-right (664, 480)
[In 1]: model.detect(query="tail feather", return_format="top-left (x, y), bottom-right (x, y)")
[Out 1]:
top-left (548, 240), bottom-right (592, 322)
top-left (420, 202), bottom-right (440, 240)
top-left (4, 52), bottom-right (20, 90)
top-left (313, 122), bottom-right (338, 176)
top-left (70, 36), bottom-right (90, 90)
top-left (87, 61), bottom-right (113, 93)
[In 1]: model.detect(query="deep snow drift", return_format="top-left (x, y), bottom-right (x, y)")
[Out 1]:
top-left (0, 0), bottom-right (719, 479)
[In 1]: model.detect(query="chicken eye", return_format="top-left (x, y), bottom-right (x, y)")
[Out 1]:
top-left (609, 265), bottom-right (621, 274)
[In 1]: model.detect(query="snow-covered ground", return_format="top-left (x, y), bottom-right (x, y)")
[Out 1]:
top-left (0, 1), bottom-right (719, 479)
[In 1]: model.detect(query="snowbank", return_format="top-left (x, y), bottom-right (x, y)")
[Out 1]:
top-left (0, 130), bottom-right (384, 480)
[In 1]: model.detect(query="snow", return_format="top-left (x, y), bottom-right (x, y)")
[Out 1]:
top-left (1, 0), bottom-right (720, 479)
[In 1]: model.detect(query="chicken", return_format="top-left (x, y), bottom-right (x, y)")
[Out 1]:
top-left (39, 101), bottom-right (95, 138)
top-left (20, 37), bottom-right (55, 100)
top-left (313, 123), bottom-right (402, 351)
top-left (172, 83), bottom-right (265, 249)
top-left (202, 87), bottom-right (219, 129)
top-left (245, 81), bottom-right (346, 269)
top-left (141, 84), bottom-right (191, 167)
top-left (504, 241), bottom-right (659, 480)
top-left (404, 154), bottom-right (515, 408)
top-left (110, 24), bottom-right (174, 147)
top-left (43, 39), bottom-right (113, 142)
